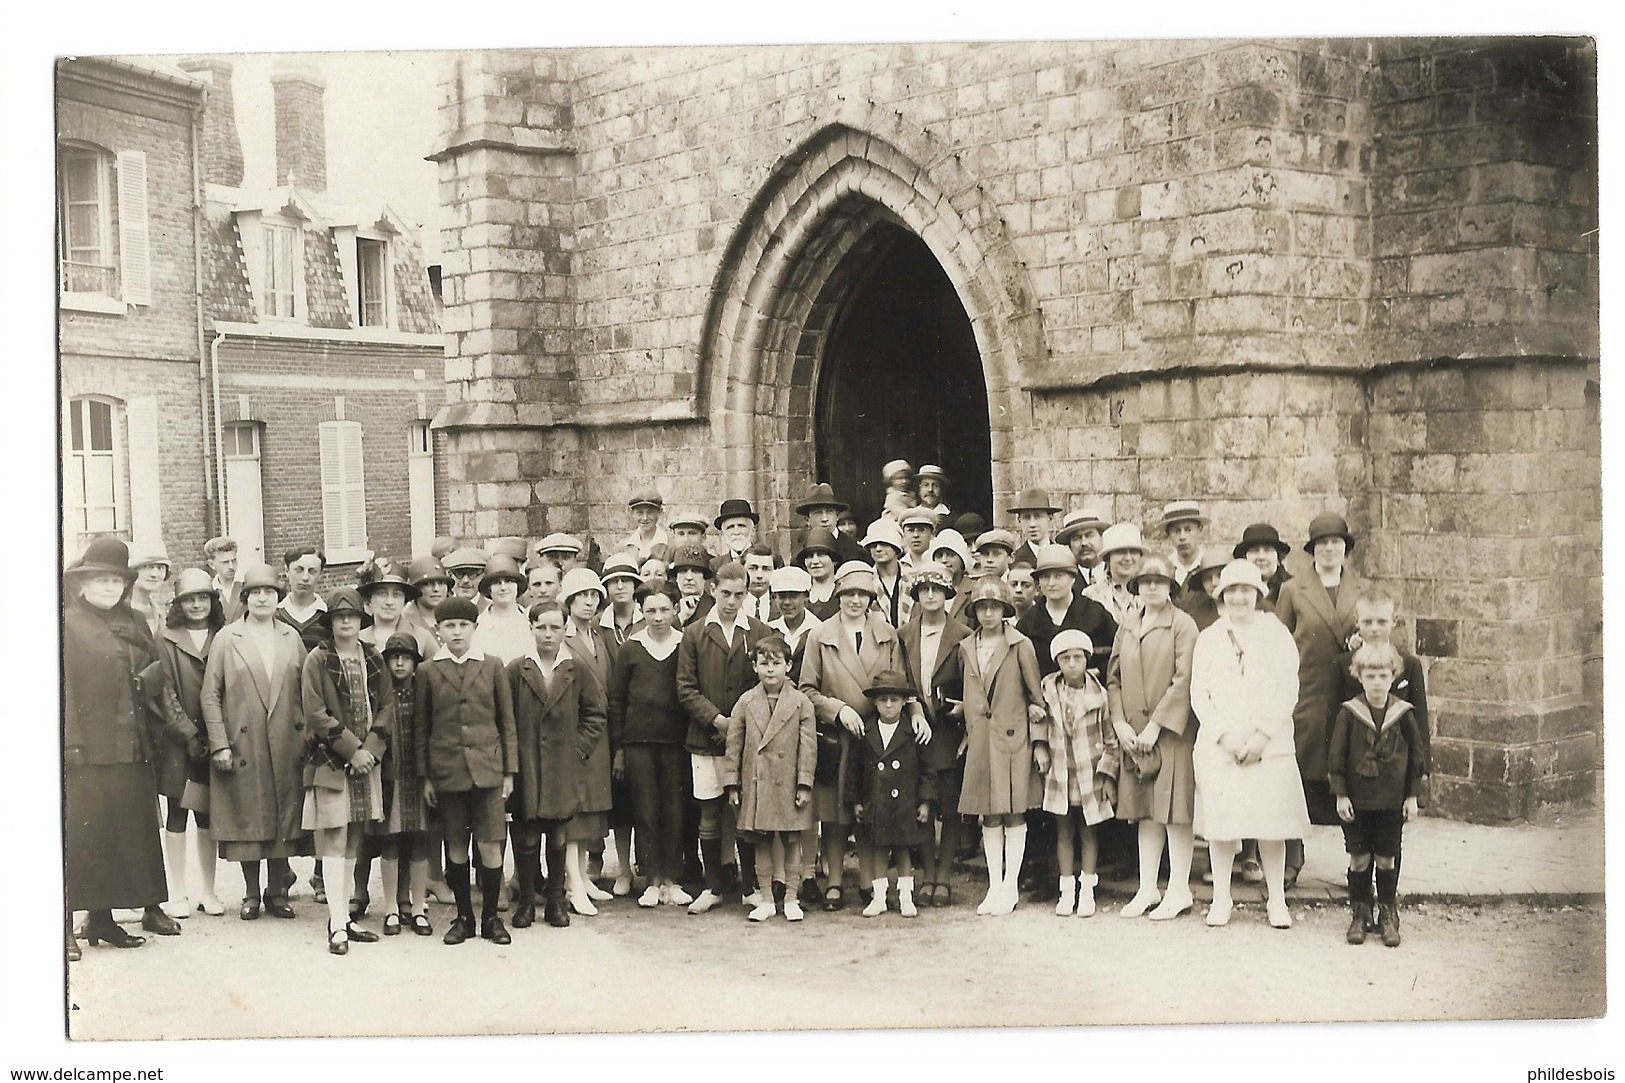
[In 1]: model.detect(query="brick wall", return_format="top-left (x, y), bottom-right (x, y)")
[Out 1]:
top-left (432, 40), bottom-right (1599, 820)
top-left (216, 335), bottom-right (445, 589)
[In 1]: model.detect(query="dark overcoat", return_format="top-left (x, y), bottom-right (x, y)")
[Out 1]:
top-left (898, 613), bottom-right (970, 775)
top-left (508, 653), bottom-right (608, 821)
top-left (1274, 569), bottom-right (1361, 822)
top-left (564, 621), bottom-right (618, 812)
top-left (153, 625), bottom-right (217, 800)
top-left (676, 615), bottom-right (772, 757)
top-left (843, 715), bottom-right (935, 847)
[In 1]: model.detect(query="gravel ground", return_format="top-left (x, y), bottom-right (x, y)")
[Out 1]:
top-left (67, 867), bottom-right (1604, 1040)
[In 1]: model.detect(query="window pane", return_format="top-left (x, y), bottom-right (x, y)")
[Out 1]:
top-left (70, 401), bottom-right (84, 451)
top-left (63, 157), bottom-right (98, 203)
top-left (66, 454), bottom-right (86, 509)
top-left (89, 400), bottom-right (114, 451)
top-left (85, 453), bottom-right (116, 507)
top-left (68, 204), bottom-right (101, 250)
top-left (86, 506), bottom-right (117, 533)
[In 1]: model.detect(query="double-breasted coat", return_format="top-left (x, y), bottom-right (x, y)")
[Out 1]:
top-left (723, 683), bottom-right (817, 833)
top-left (898, 613), bottom-right (970, 778)
top-left (956, 625), bottom-right (1048, 817)
top-left (799, 613), bottom-right (917, 800)
top-left (1106, 603), bottom-right (1199, 824)
top-left (200, 619), bottom-right (311, 852)
top-left (508, 650), bottom-right (608, 822)
top-left (843, 715), bottom-right (935, 847)
top-left (1273, 568), bottom-right (1361, 823)
top-left (153, 625), bottom-right (217, 805)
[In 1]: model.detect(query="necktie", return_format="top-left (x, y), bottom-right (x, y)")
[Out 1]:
top-left (854, 631), bottom-right (863, 656)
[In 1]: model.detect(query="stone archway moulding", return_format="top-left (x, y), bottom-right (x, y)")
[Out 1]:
top-left (698, 106), bottom-right (1048, 523)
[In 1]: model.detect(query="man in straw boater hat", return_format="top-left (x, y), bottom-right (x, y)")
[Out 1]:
top-left (1055, 508), bottom-right (1110, 591)
top-left (793, 481), bottom-right (869, 566)
top-left (1009, 487), bottom-right (1062, 569)
top-left (1158, 500), bottom-right (1210, 591)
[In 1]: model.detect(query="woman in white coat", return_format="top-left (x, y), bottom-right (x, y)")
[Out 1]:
top-left (1190, 560), bottom-right (1307, 929)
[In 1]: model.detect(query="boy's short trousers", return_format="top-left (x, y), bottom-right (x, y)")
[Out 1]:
top-left (691, 753), bottom-right (726, 801)
top-left (1340, 808), bottom-right (1404, 858)
top-left (437, 786), bottom-right (507, 845)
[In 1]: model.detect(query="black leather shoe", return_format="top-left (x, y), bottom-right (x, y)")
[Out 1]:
top-left (327, 924), bottom-right (349, 956)
top-left (382, 914), bottom-right (402, 936)
top-left (511, 902), bottom-right (536, 928)
top-left (799, 877), bottom-right (823, 906)
top-left (239, 896), bottom-right (261, 921)
top-left (264, 894), bottom-right (296, 920)
top-left (543, 896), bottom-right (570, 928)
top-left (141, 906), bottom-right (182, 936)
top-left (443, 916), bottom-right (475, 945)
top-left (410, 914), bottom-right (434, 937)
top-left (85, 917), bottom-right (146, 949)
top-left (481, 917), bottom-right (512, 944)
top-left (345, 922), bottom-right (380, 944)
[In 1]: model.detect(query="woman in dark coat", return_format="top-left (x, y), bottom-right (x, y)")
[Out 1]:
top-left (1273, 513), bottom-right (1362, 885)
top-left (152, 567), bottom-right (227, 919)
top-left (63, 538), bottom-right (183, 960)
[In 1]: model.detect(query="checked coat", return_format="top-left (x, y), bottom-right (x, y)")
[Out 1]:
top-left (723, 683), bottom-right (817, 832)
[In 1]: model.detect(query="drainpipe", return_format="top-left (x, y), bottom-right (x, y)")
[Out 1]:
top-left (212, 331), bottom-right (228, 521)
top-left (191, 96), bottom-right (216, 535)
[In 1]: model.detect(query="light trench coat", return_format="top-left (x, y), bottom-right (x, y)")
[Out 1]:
top-left (1107, 603), bottom-right (1199, 825)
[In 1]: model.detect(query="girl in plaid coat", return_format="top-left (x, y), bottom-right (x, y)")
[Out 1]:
top-left (1039, 630), bottom-right (1119, 917)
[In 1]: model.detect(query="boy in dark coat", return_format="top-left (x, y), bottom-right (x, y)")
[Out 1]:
top-left (507, 601), bottom-right (608, 929)
top-left (1329, 642), bottom-right (1429, 949)
top-left (416, 597), bottom-right (517, 945)
top-left (846, 670), bottom-right (936, 917)
top-left (676, 562), bottom-right (772, 912)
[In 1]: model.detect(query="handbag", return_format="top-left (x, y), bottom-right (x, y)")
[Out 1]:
top-left (312, 762), bottom-right (350, 793)
top-left (1126, 741), bottom-right (1162, 781)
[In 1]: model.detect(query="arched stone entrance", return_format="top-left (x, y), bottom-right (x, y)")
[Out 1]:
top-left (698, 116), bottom-right (1046, 547)
top-left (813, 223), bottom-right (992, 527)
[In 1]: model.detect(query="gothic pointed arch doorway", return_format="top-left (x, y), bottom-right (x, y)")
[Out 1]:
top-left (813, 223), bottom-right (992, 529)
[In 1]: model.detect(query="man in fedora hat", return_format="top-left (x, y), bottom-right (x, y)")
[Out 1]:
top-left (794, 482), bottom-right (868, 566)
top-left (915, 464), bottom-right (951, 522)
top-left (1009, 488), bottom-right (1062, 568)
top-left (1158, 501), bottom-right (1210, 590)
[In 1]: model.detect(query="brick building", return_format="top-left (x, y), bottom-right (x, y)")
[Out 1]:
top-left (429, 39), bottom-right (1599, 822)
top-left (57, 57), bottom-right (210, 564)
top-left (190, 59), bottom-right (446, 584)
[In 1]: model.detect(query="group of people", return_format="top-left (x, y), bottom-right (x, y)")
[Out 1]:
top-left (62, 462), bottom-right (1430, 963)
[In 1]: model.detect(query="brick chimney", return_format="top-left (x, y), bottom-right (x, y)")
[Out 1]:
top-left (270, 61), bottom-right (327, 191)
top-left (176, 56), bottom-right (244, 187)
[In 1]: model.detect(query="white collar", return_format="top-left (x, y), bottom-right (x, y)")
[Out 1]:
top-left (705, 606), bottom-right (753, 633)
top-left (771, 611), bottom-right (821, 635)
top-left (279, 594), bottom-right (326, 615)
top-left (433, 645), bottom-right (486, 663)
top-left (524, 642), bottom-right (572, 671)
top-left (628, 626), bottom-right (682, 659)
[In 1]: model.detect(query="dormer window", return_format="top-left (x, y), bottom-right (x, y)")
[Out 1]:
top-left (357, 237), bottom-right (390, 327)
top-left (263, 222), bottom-right (301, 320)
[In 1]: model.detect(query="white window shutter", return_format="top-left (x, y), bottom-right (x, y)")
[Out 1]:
top-left (342, 422), bottom-right (367, 551)
top-left (126, 395), bottom-right (163, 550)
top-left (116, 150), bottom-right (151, 306)
top-left (319, 421), bottom-right (345, 553)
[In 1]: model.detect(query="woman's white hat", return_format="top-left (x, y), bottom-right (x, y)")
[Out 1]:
top-left (1096, 523), bottom-right (1146, 561)
top-left (1216, 559), bottom-right (1267, 597)
top-left (560, 567), bottom-right (606, 603)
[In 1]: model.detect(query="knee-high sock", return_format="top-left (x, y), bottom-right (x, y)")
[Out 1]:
top-left (544, 838), bottom-right (568, 900)
top-left (446, 861), bottom-right (474, 922)
top-left (736, 838), bottom-right (759, 895)
top-left (514, 838), bottom-right (540, 907)
top-left (981, 824), bottom-right (1004, 885)
top-left (1374, 866), bottom-right (1399, 906)
top-left (1135, 821), bottom-right (1166, 894)
top-left (408, 859), bottom-right (429, 916)
top-left (161, 831), bottom-right (188, 902)
top-left (479, 863), bottom-right (502, 922)
top-left (380, 856), bottom-right (401, 916)
top-left (194, 829), bottom-right (217, 897)
top-left (326, 858), bottom-right (353, 931)
top-left (1002, 823), bottom-right (1028, 890)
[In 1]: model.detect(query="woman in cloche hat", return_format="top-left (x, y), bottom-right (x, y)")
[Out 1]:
top-left (1107, 555), bottom-right (1201, 922)
top-left (1190, 561), bottom-right (1308, 929)
top-left (956, 576), bottom-right (1048, 917)
top-left (63, 538), bottom-right (186, 960)
top-left (300, 588), bottom-right (392, 955)
top-left (152, 568), bottom-right (230, 921)
top-left (201, 563), bottom-right (312, 925)
top-left (1273, 512), bottom-right (1363, 886)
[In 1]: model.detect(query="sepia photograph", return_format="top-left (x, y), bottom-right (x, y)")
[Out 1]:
top-left (14, 3), bottom-right (1617, 1072)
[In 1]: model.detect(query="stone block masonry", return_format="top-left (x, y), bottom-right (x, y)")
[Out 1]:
top-left (431, 39), bottom-right (1598, 822)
